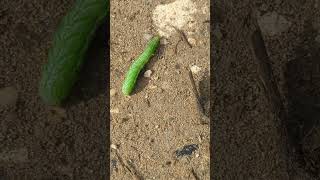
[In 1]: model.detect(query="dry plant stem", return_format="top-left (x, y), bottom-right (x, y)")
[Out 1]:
top-left (191, 168), bottom-right (201, 180)
top-left (115, 151), bottom-right (144, 180)
top-left (170, 25), bottom-right (193, 48)
top-left (127, 160), bottom-right (145, 180)
top-left (187, 69), bottom-right (209, 124)
top-left (174, 39), bottom-right (182, 54)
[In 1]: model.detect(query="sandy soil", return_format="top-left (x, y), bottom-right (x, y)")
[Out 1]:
top-left (213, 0), bottom-right (320, 179)
top-left (4, 0), bottom-right (320, 179)
top-left (110, 0), bottom-right (210, 179)
top-left (0, 1), bottom-right (108, 179)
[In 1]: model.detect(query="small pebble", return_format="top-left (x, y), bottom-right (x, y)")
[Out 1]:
top-left (144, 70), bottom-right (152, 78)
top-left (111, 144), bottom-right (117, 150)
top-left (110, 108), bottom-right (120, 114)
top-left (149, 85), bottom-right (158, 89)
top-left (110, 89), bottom-right (117, 96)
top-left (190, 65), bottom-right (201, 74)
top-left (187, 37), bottom-right (196, 46)
top-left (195, 153), bottom-right (200, 158)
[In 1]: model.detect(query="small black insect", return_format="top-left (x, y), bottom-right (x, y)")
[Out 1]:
top-left (175, 144), bottom-right (199, 158)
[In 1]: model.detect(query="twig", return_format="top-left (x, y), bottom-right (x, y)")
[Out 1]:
top-left (191, 168), bottom-right (201, 180)
top-left (115, 151), bottom-right (132, 173)
top-left (127, 160), bottom-right (145, 180)
top-left (174, 39), bottom-right (182, 55)
top-left (203, 20), bottom-right (210, 24)
top-left (170, 25), bottom-right (192, 48)
top-left (187, 69), bottom-right (209, 124)
top-left (115, 151), bottom-right (143, 180)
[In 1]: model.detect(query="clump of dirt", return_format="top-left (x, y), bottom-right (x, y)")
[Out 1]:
top-left (152, 0), bottom-right (198, 38)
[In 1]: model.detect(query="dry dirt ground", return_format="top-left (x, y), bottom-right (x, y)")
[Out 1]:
top-left (6, 0), bottom-right (320, 179)
top-left (0, 1), bottom-right (108, 179)
top-left (213, 0), bottom-right (320, 179)
top-left (110, 0), bottom-right (210, 179)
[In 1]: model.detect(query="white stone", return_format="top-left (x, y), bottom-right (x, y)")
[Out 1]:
top-left (149, 85), bottom-right (158, 89)
top-left (110, 144), bottom-right (117, 150)
top-left (110, 108), bottom-right (119, 114)
top-left (110, 89), bottom-right (117, 96)
top-left (144, 70), bottom-right (152, 78)
top-left (190, 65), bottom-right (201, 74)
top-left (188, 37), bottom-right (197, 46)
top-left (152, 0), bottom-right (198, 38)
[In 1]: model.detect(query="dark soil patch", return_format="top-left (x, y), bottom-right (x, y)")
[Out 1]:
top-left (212, 0), bottom-right (320, 179)
top-left (0, 1), bottom-right (109, 179)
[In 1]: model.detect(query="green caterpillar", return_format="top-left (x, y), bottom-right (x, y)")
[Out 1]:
top-left (122, 35), bottom-right (161, 96)
top-left (39, 0), bottom-right (108, 105)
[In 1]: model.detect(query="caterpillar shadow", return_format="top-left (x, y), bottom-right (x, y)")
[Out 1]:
top-left (285, 21), bottom-right (320, 177)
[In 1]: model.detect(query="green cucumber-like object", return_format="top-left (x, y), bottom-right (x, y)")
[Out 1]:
top-left (122, 35), bottom-right (161, 96)
top-left (39, 0), bottom-right (108, 105)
